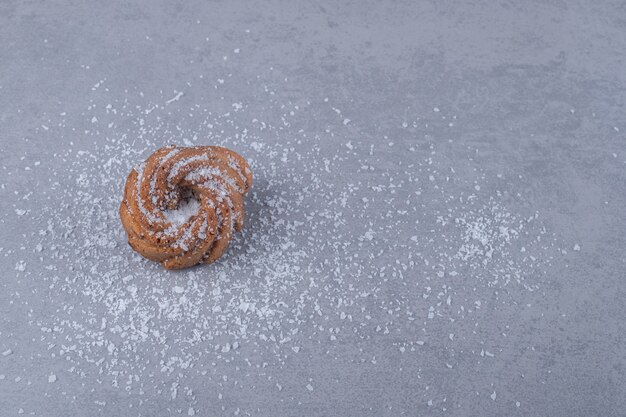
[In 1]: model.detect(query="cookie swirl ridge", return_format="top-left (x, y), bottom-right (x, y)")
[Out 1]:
top-left (119, 145), bottom-right (253, 269)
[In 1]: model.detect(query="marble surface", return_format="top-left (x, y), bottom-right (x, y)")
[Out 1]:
top-left (1, 1), bottom-right (625, 416)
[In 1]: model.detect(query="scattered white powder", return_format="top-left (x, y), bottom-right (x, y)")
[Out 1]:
top-left (163, 197), bottom-right (202, 227)
top-left (168, 154), bottom-right (209, 183)
top-left (165, 91), bottom-right (184, 104)
top-left (7, 78), bottom-right (566, 415)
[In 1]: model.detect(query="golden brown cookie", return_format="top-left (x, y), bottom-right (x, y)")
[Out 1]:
top-left (119, 145), bottom-right (252, 269)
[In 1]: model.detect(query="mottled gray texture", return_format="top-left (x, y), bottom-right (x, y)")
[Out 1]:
top-left (1, 1), bottom-right (625, 416)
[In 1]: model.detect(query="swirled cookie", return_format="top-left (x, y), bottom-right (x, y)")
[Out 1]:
top-left (119, 145), bottom-right (252, 269)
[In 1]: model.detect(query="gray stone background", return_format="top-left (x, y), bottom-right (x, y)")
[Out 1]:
top-left (1, 1), bottom-right (625, 416)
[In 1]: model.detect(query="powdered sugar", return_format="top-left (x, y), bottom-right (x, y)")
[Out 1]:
top-left (150, 147), bottom-right (181, 205)
top-left (10, 79), bottom-right (567, 415)
top-left (167, 154), bottom-right (209, 184)
top-left (186, 167), bottom-right (239, 192)
top-left (163, 196), bottom-right (202, 227)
